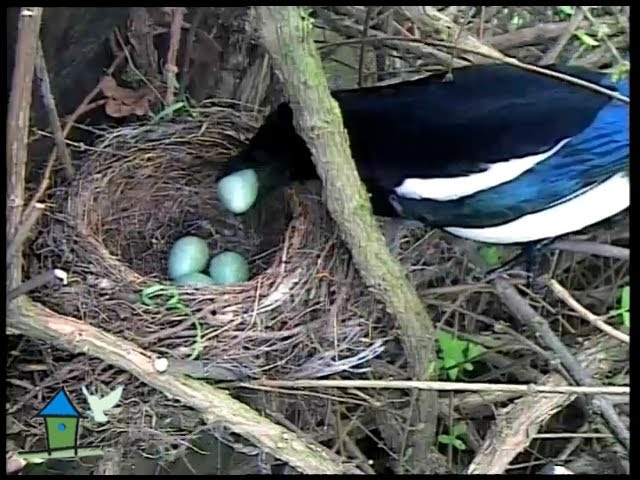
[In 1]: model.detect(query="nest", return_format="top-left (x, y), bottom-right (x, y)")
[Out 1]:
top-left (18, 101), bottom-right (391, 455)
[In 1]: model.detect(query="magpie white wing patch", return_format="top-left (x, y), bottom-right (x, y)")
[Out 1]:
top-left (443, 171), bottom-right (629, 244)
top-left (394, 138), bottom-right (571, 201)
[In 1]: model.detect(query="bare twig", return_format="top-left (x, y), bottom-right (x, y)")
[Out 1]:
top-left (539, 8), bottom-right (585, 65)
top-left (7, 269), bottom-right (68, 303)
top-left (488, 22), bottom-right (570, 50)
top-left (357, 7), bottom-right (374, 87)
top-left (494, 279), bottom-right (630, 450)
top-left (467, 334), bottom-right (625, 474)
top-left (179, 7), bottom-right (204, 98)
top-left (61, 51), bottom-right (126, 133)
top-left (314, 30), bottom-right (629, 104)
top-left (6, 203), bottom-right (45, 265)
top-left (547, 279), bottom-right (629, 344)
top-left (17, 51), bottom-right (126, 251)
top-left (244, 379), bottom-right (628, 396)
top-left (34, 39), bottom-right (74, 179)
top-left (552, 240), bottom-right (629, 260)
top-left (164, 7), bottom-right (185, 105)
top-left (580, 6), bottom-right (625, 64)
top-left (6, 7), bottom-right (43, 291)
top-left (7, 298), bottom-right (363, 475)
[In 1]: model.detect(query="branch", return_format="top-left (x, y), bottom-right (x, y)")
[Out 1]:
top-left (547, 279), bottom-right (629, 344)
top-left (7, 298), bottom-right (363, 475)
top-left (6, 7), bottom-right (43, 290)
top-left (246, 379), bottom-right (628, 396)
top-left (164, 7), bottom-right (185, 105)
top-left (34, 38), bottom-right (74, 179)
top-left (467, 333), bottom-right (626, 474)
top-left (494, 279), bottom-right (630, 450)
top-left (551, 239), bottom-right (629, 260)
top-left (256, 6), bottom-right (439, 471)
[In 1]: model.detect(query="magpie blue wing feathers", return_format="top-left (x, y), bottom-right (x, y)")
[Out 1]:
top-left (334, 64), bottom-right (621, 188)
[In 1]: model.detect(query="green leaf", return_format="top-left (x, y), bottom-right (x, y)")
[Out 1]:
top-left (438, 434), bottom-right (453, 445)
top-left (452, 423), bottom-right (467, 437)
top-left (436, 332), bottom-right (485, 380)
top-left (478, 245), bottom-right (504, 268)
top-left (611, 61), bottom-right (630, 82)
top-left (451, 438), bottom-right (467, 451)
top-left (574, 30), bottom-right (600, 48)
top-left (150, 101), bottom-right (187, 124)
top-left (556, 6), bottom-right (575, 17)
top-left (620, 286), bottom-right (630, 329)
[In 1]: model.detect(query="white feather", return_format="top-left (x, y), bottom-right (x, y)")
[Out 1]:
top-left (444, 172), bottom-right (629, 244)
top-left (395, 138), bottom-right (571, 201)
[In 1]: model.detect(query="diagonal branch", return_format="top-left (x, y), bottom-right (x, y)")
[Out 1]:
top-left (7, 298), bottom-right (363, 475)
top-left (256, 6), bottom-right (439, 472)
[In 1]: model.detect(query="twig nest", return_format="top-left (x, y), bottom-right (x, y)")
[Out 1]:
top-left (25, 101), bottom-right (385, 450)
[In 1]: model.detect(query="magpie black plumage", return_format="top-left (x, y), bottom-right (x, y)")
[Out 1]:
top-left (217, 63), bottom-right (629, 257)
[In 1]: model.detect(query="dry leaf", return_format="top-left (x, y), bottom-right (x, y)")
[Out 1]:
top-left (99, 76), bottom-right (155, 118)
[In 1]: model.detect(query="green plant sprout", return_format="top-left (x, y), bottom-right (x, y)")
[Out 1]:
top-left (609, 285), bottom-right (630, 330)
top-left (140, 284), bottom-right (204, 359)
top-left (436, 331), bottom-right (486, 381)
top-left (438, 423), bottom-right (467, 451)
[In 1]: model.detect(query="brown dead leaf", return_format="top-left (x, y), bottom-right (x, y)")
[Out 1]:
top-left (99, 76), bottom-right (155, 118)
top-left (105, 97), bottom-right (151, 117)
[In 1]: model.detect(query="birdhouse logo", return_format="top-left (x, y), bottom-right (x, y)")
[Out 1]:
top-left (16, 385), bottom-right (124, 462)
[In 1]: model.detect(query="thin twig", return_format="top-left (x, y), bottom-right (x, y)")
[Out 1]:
top-left (488, 22), bottom-right (571, 50)
top-left (493, 279), bottom-right (630, 450)
top-left (552, 240), bottom-right (629, 260)
top-left (6, 203), bottom-right (45, 265)
top-left (165, 7), bottom-right (185, 105)
top-left (8, 269), bottom-right (68, 303)
top-left (580, 6), bottom-right (625, 64)
top-left (316, 35), bottom-right (629, 103)
top-left (114, 29), bottom-right (164, 105)
top-left (547, 279), bottom-right (629, 344)
top-left (539, 8), bottom-right (585, 65)
top-left (6, 7), bottom-right (43, 290)
top-left (34, 39), bottom-right (74, 179)
top-left (243, 379), bottom-right (628, 396)
top-left (19, 52), bottom-right (125, 230)
top-left (179, 7), bottom-right (204, 99)
top-left (357, 7), bottom-right (374, 87)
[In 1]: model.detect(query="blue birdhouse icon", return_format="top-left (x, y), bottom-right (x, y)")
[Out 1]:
top-left (34, 387), bottom-right (84, 454)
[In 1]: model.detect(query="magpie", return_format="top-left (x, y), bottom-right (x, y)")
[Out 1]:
top-left (216, 63), bottom-right (629, 276)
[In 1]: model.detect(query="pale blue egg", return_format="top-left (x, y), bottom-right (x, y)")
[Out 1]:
top-left (217, 169), bottom-right (259, 214)
top-left (174, 272), bottom-right (216, 286)
top-left (167, 236), bottom-right (210, 279)
top-left (208, 251), bottom-right (250, 285)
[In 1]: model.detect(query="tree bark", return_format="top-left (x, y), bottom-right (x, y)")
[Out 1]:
top-left (256, 6), bottom-right (439, 471)
top-left (7, 7), bottom-right (43, 290)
